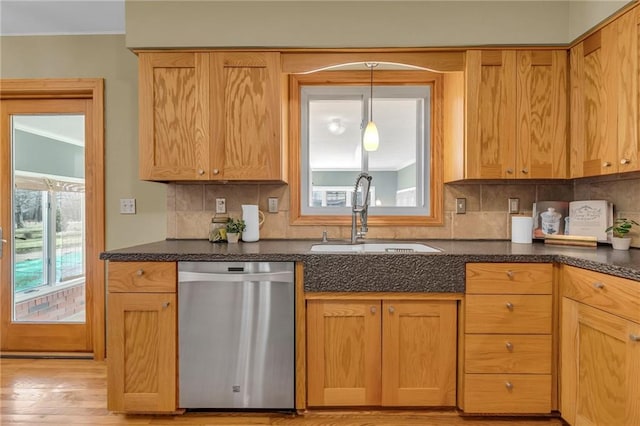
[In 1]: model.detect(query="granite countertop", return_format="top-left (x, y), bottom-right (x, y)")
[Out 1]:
top-left (100, 239), bottom-right (640, 292)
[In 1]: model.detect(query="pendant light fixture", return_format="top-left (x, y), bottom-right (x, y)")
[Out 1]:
top-left (363, 62), bottom-right (379, 152)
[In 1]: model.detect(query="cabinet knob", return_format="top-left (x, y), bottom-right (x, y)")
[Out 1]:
top-left (521, 168), bottom-right (528, 174)
top-left (136, 269), bottom-right (144, 276)
top-left (505, 302), bottom-right (514, 311)
top-left (505, 381), bottom-right (514, 391)
top-left (592, 282), bottom-right (605, 290)
top-left (506, 168), bottom-right (514, 175)
top-left (197, 169), bottom-right (205, 175)
top-left (506, 270), bottom-right (514, 279)
top-left (630, 334), bottom-right (640, 342)
top-left (505, 341), bottom-right (514, 351)
top-left (388, 306), bottom-right (395, 314)
top-left (370, 306), bottom-right (377, 314)
top-left (213, 169), bottom-right (220, 175)
top-left (621, 158), bottom-right (631, 165)
top-left (162, 302), bottom-right (170, 309)
top-left (603, 161), bottom-right (612, 168)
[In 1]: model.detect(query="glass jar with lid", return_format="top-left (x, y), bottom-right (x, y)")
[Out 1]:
top-left (209, 214), bottom-right (228, 242)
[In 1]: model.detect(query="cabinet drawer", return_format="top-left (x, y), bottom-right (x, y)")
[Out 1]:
top-left (466, 295), bottom-right (552, 334)
top-left (562, 266), bottom-right (640, 323)
top-left (465, 334), bottom-right (551, 374)
top-left (108, 261), bottom-right (176, 293)
top-left (464, 374), bottom-right (551, 413)
top-left (466, 263), bottom-right (552, 294)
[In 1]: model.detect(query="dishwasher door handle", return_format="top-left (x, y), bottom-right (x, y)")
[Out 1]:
top-left (179, 270), bottom-right (294, 283)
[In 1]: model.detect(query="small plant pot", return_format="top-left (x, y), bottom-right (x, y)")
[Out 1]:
top-left (611, 236), bottom-right (632, 250)
top-left (227, 233), bottom-right (240, 243)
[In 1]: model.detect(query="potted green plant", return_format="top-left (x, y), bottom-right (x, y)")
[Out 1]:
top-left (606, 218), bottom-right (639, 250)
top-left (225, 217), bottom-right (246, 243)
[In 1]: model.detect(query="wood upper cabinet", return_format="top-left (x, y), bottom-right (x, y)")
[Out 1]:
top-left (107, 262), bottom-right (177, 413)
top-left (466, 50), bottom-right (517, 179)
top-left (139, 52), bottom-right (210, 180)
top-left (138, 51), bottom-right (285, 182)
top-left (561, 266), bottom-right (640, 425)
top-left (464, 50), bottom-right (567, 180)
top-left (306, 298), bottom-right (457, 407)
top-left (571, 7), bottom-right (640, 177)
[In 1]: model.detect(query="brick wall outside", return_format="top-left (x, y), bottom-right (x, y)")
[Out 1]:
top-left (15, 284), bottom-right (85, 322)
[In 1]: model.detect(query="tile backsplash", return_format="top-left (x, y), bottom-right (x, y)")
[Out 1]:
top-left (167, 173), bottom-right (640, 247)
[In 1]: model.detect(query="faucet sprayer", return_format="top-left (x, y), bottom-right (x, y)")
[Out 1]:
top-left (351, 172), bottom-right (373, 244)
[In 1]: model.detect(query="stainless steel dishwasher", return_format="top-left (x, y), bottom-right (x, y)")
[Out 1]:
top-left (178, 261), bottom-right (295, 410)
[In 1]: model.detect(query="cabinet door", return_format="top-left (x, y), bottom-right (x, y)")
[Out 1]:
top-left (616, 8), bottom-right (640, 173)
top-left (381, 300), bottom-right (457, 406)
top-left (466, 50), bottom-right (517, 179)
top-left (561, 298), bottom-right (640, 425)
top-left (210, 52), bottom-right (283, 181)
top-left (107, 293), bottom-right (176, 412)
top-left (516, 50), bottom-right (568, 179)
top-left (138, 52), bottom-right (210, 180)
top-left (570, 27), bottom-right (618, 177)
top-left (306, 300), bottom-right (381, 406)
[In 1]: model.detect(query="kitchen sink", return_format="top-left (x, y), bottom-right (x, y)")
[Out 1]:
top-left (310, 243), bottom-right (441, 253)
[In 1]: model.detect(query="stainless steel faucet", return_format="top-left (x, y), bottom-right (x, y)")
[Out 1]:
top-left (351, 172), bottom-right (373, 244)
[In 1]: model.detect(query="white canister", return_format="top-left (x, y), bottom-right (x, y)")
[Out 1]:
top-left (241, 204), bottom-right (265, 242)
top-left (511, 216), bottom-right (533, 244)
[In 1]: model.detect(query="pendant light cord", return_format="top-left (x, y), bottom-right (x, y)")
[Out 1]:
top-left (369, 64), bottom-right (374, 122)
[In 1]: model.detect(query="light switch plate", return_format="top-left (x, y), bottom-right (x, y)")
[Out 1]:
top-left (268, 197), bottom-right (278, 213)
top-left (120, 198), bottom-right (136, 214)
top-left (215, 198), bottom-right (226, 214)
top-left (455, 198), bottom-right (466, 214)
top-left (508, 198), bottom-right (520, 214)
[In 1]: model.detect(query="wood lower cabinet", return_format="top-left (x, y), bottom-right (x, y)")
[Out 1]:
top-left (107, 262), bottom-right (177, 413)
top-left (561, 265), bottom-right (640, 425)
top-left (462, 263), bottom-right (554, 414)
top-left (306, 298), bottom-right (457, 407)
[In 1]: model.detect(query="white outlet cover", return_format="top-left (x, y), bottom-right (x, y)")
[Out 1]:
top-left (268, 197), bottom-right (278, 213)
top-left (215, 198), bottom-right (226, 214)
top-left (120, 198), bottom-right (136, 214)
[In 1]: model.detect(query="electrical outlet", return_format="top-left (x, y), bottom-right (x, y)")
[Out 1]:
top-left (120, 198), bottom-right (136, 214)
top-left (508, 198), bottom-right (520, 214)
top-left (455, 198), bottom-right (466, 214)
top-left (215, 198), bottom-right (226, 214)
top-left (268, 197), bottom-right (278, 213)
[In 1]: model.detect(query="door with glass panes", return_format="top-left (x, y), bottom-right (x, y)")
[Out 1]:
top-left (1, 95), bottom-right (98, 353)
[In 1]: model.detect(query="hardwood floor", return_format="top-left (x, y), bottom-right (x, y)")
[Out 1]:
top-left (0, 359), bottom-right (567, 425)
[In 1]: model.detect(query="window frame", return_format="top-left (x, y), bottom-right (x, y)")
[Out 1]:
top-left (301, 84), bottom-right (430, 216)
top-left (288, 69), bottom-right (444, 226)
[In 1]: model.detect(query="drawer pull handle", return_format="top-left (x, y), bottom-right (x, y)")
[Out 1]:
top-left (505, 381), bottom-right (514, 391)
top-left (162, 302), bottom-right (170, 309)
top-left (621, 158), bottom-right (631, 165)
top-left (370, 306), bottom-right (377, 314)
top-left (136, 269), bottom-right (144, 276)
top-left (506, 168), bottom-right (514, 174)
top-left (388, 306), bottom-right (395, 314)
top-left (521, 168), bottom-right (528, 174)
top-left (197, 169), bottom-right (205, 175)
top-left (592, 282), bottom-right (605, 290)
top-left (213, 169), bottom-right (220, 175)
top-left (505, 302), bottom-right (514, 311)
top-left (505, 342), bottom-right (514, 351)
top-left (603, 161), bottom-right (612, 168)
top-left (630, 334), bottom-right (640, 342)
top-left (506, 270), bottom-right (514, 279)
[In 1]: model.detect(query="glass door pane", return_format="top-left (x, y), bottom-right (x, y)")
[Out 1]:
top-left (12, 114), bottom-right (85, 323)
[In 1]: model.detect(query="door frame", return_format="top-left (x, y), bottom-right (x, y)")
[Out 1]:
top-left (0, 79), bottom-right (105, 360)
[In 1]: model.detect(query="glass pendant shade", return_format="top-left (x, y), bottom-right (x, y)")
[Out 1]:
top-left (363, 121), bottom-right (379, 151)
